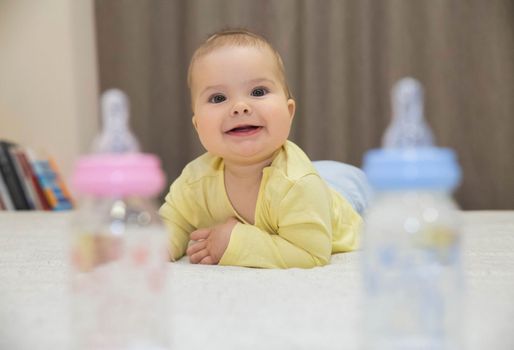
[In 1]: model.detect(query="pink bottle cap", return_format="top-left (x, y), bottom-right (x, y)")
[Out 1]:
top-left (72, 153), bottom-right (166, 197)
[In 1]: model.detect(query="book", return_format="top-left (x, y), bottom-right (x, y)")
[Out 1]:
top-left (22, 149), bottom-right (51, 210)
top-left (31, 158), bottom-right (73, 211)
top-left (0, 141), bottom-right (31, 210)
top-left (8, 146), bottom-right (37, 210)
top-left (48, 157), bottom-right (74, 209)
top-left (0, 171), bottom-right (15, 210)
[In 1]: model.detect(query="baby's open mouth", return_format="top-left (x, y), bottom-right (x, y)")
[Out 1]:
top-left (226, 125), bottom-right (263, 135)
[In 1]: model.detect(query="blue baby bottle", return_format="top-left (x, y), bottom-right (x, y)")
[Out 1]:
top-left (361, 78), bottom-right (464, 350)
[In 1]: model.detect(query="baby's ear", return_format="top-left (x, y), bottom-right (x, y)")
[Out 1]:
top-left (287, 99), bottom-right (296, 120)
top-left (192, 115), bottom-right (198, 131)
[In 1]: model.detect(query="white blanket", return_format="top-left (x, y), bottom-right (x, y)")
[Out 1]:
top-left (0, 211), bottom-right (513, 349)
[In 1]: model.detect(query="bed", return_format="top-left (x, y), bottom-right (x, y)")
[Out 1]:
top-left (1, 211), bottom-right (513, 349)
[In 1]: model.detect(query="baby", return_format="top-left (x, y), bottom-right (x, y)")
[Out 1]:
top-left (159, 29), bottom-right (362, 268)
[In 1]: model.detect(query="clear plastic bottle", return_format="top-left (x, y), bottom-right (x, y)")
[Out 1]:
top-left (361, 78), bottom-right (463, 350)
top-left (70, 89), bottom-right (169, 349)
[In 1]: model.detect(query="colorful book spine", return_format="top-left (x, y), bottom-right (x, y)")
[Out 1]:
top-left (0, 141), bottom-right (31, 210)
top-left (48, 157), bottom-right (74, 210)
top-left (8, 147), bottom-right (37, 210)
top-left (0, 171), bottom-right (15, 210)
top-left (31, 158), bottom-right (73, 211)
top-left (23, 149), bottom-right (51, 210)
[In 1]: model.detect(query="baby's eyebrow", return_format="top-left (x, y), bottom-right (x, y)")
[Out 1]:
top-left (245, 78), bottom-right (276, 86)
top-left (200, 84), bottom-right (225, 96)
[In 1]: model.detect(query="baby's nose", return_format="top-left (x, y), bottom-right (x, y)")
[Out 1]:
top-left (231, 102), bottom-right (252, 116)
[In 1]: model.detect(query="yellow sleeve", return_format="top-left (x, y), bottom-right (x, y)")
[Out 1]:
top-left (219, 175), bottom-right (332, 269)
top-left (331, 190), bottom-right (362, 253)
top-left (158, 181), bottom-right (195, 261)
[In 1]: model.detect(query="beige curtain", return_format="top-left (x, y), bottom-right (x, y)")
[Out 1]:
top-left (95, 0), bottom-right (514, 209)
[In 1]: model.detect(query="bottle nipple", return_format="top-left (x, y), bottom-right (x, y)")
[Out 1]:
top-left (382, 77), bottom-right (434, 149)
top-left (363, 77), bottom-right (461, 191)
top-left (92, 89), bottom-right (140, 153)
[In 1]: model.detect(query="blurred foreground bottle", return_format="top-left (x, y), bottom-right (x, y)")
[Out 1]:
top-left (361, 78), bottom-right (463, 350)
top-left (70, 89), bottom-right (169, 349)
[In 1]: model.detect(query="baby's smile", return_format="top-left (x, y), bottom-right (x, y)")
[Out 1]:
top-left (225, 124), bottom-right (263, 136)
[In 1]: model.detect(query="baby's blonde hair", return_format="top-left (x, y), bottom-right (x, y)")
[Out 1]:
top-left (187, 29), bottom-right (292, 101)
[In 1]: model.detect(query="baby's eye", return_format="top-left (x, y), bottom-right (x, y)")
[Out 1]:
top-left (251, 87), bottom-right (268, 97)
top-left (209, 94), bottom-right (226, 104)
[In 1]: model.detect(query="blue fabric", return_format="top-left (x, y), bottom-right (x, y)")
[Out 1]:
top-left (313, 160), bottom-right (372, 214)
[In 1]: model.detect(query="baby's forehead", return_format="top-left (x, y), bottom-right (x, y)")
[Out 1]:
top-left (191, 45), bottom-right (281, 78)
top-left (197, 44), bottom-right (274, 63)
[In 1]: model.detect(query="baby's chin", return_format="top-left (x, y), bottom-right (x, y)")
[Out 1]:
top-left (222, 145), bottom-right (279, 166)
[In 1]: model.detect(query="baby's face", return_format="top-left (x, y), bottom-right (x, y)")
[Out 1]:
top-left (190, 45), bottom-right (295, 166)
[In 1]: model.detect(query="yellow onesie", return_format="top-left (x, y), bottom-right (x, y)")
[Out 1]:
top-left (159, 141), bottom-right (361, 268)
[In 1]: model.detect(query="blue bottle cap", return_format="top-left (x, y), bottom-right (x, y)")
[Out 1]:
top-left (363, 147), bottom-right (461, 191)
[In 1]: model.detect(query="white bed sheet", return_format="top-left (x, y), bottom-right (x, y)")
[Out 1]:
top-left (0, 211), bottom-right (513, 349)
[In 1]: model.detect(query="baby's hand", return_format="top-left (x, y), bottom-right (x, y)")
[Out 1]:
top-left (186, 217), bottom-right (238, 265)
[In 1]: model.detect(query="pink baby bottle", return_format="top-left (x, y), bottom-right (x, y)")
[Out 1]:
top-left (70, 89), bottom-right (169, 349)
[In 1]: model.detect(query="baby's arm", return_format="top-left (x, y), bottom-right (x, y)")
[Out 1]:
top-left (158, 186), bottom-right (195, 261)
top-left (219, 175), bottom-right (335, 269)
